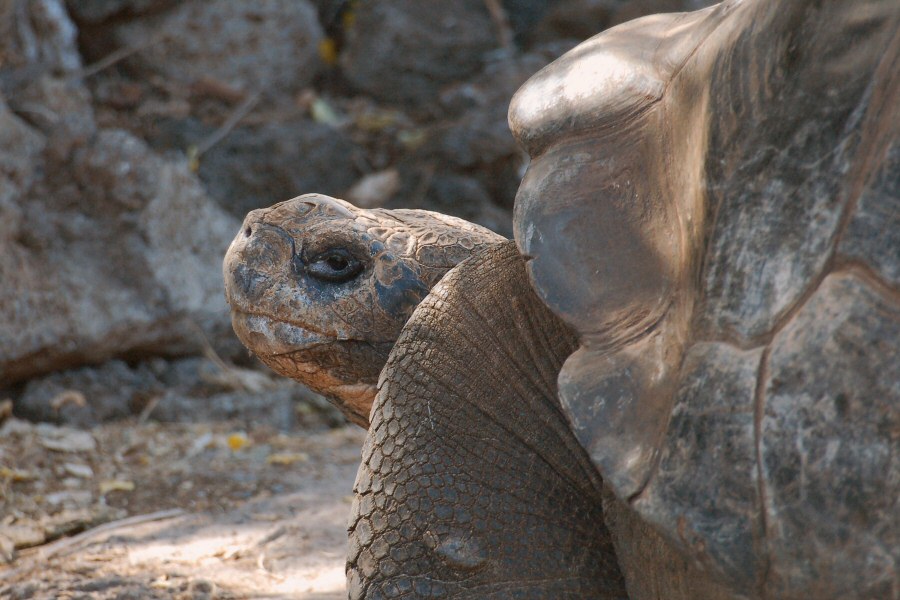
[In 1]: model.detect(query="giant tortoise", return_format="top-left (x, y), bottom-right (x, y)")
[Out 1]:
top-left (223, 0), bottom-right (900, 598)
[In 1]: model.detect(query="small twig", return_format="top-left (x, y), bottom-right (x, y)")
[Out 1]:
top-left (483, 0), bottom-right (514, 50)
top-left (187, 321), bottom-right (230, 374)
top-left (136, 395), bottom-right (161, 425)
top-left (0, 509), bottom-right (185, 581)
top-left (255, 526), bottom-right (287, 548)
top-left (74, 33), bottom-right (168, 80)
top-left (36, 508), bottom-right (185, 561)
top-left (195, 91), bottom-right (261, 156)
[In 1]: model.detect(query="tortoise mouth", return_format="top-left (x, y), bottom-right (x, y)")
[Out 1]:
top-left (230, 310), bottom-right (334, 356)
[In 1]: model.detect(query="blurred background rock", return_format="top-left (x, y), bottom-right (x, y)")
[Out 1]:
top-left (0, 0), bottom-right (717, 429)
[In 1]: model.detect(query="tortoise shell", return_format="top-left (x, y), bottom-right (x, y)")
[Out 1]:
top-left (509, 0), bottom-right (899, 596)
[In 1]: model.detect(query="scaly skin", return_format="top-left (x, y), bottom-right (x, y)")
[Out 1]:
top-left (222, 193), bottom-right (504, 427)
top-left (348, 242), bottom-right (627, 599)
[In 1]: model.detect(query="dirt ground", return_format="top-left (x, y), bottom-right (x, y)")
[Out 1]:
top-left (0, 415), bottom-right (366, 599)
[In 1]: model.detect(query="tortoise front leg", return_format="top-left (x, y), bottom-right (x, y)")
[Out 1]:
top-left (347, 242), bottom-right (627, 599)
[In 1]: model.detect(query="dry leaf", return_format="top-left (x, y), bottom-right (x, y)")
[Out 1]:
top-left (63, 462), bottom-right (94, 479)
top-left (0, 399), bottom-right (12, 423)
top-left (397, 128), bottom-right (427, 150)
top-left (100, 479), bottom-right (135, 494)
top-left (188, 431), bottom-right (214, 456)
top-left (0, 467), bottom-right (36, 482)
top-left (311, 97), bottom-right (345, 127)
top-left (266, 452), bottom-right (309, 466)
top-left (227, 432), bottom-right (249, 451)
top-left (50, 390), bottom-right (87, 412)
top-left (354, 109), bottom-right (402, 132)
top-left (318, 38), bottom-right (338, 65)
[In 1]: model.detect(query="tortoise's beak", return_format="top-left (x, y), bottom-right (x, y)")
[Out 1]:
top-left (229, 311), bottom-right (329, 356)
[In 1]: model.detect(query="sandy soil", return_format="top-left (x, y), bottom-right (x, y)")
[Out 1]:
top-left (0, 417), bottom-right (366, 599)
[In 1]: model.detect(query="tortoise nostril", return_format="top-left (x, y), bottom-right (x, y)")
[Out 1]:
top-left (244, 225), bottom-right (253, 237)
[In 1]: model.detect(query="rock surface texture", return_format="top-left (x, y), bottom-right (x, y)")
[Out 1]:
top-left (340, 0), bottom-right (496, 105)
top-left (0, 125), bottom-right (239, 383)
top-left (111, 0), bottom-right (325, 93)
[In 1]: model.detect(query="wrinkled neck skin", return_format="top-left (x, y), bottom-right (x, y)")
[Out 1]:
top-left (222, 193), bottom-right (504, 427)
top-left (349, 242), bottom-right (628, 598)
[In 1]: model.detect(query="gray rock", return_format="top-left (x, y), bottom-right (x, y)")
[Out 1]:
top-left (0, 129), bottom-right (240, 384)
top-left (608, 0), bottom-right (697, 27)
top-left (0, 99), bottom-right (41, 364)
top-left (340, 0), bottom-right (496, 105)
top-left (152, 387), bottom-right (298, 430)
top-left (0, 1), bottom-right (94, 162)
top-left (413, 51), bottom-right (555, 226)
top-left (12, 356), bottom-right (342, 430)
top-left (0, 190), bottom-right (23, 242)
top-left (0, 0), bottom-right (82, 74)
top-left (113, 0), bottom-right (324, 93)
top-left (429, 104), bottom-right (517, 170)
top-left (429, 51), bottom-right (553, 171)
top-left (64, 0), bottom-right (176, 23)
top-left (513, 0), bottom-right (720, 46)
top-left (16, 360), bottom-right (162, 426)
top-left (194, 120), bottom-right (364, 218)
top-left (72, 128), bottom-right (166, 210)
top-left (500, 0), bottom-right (553, 46)
top-left (438, 49), bottom-right (552, 118)
top-left (12, 75), bottom-right (94, 134)
top-left (760, 271), bottom-right (899, 598)
top-left (524, 0), bottom-right (616, 45)
top-left (424, 173), bottom-right (493, 217)
top-left (0, 98), bottom-right (46, 237)
top-left (141, 160), bottom-right (239, 317)
top-left (8, 75), bottom-right (96, 162)
top-left (389, 166), bottom-right (512, 235)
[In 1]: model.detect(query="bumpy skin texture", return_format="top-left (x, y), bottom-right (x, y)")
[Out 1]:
top-left (349, 242), bottom-right (627, 599)
top-left (223, 194), bottom-right (503, 427)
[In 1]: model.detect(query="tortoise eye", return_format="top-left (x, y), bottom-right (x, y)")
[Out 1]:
top-left (306, 248), bottom-right (364, 283)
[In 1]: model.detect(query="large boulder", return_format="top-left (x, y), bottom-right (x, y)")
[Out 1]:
top-left (0, 126), bottom-right (240, 384)
top-left (340, 0), bottom-right (497, 106)
top-left (0, 0), bottom-right (248, 387)
top-left (195, 120), bottom-right (365, 218)
top-left (0, 0), bottom-right (95, 163)
top-left (0, 96), bottom-right (46, 242)
top-left (111, 0), bottom-right (324, 93)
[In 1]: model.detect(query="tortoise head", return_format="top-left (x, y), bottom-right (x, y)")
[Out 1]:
top-left (223, 193), bottom-right (503, 427)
